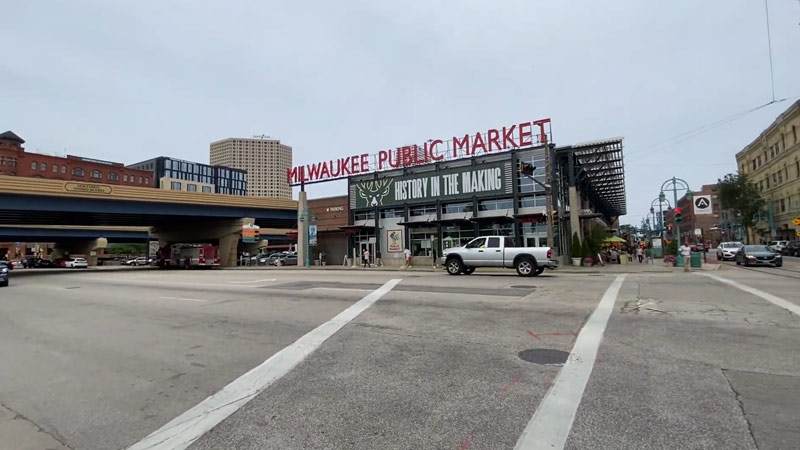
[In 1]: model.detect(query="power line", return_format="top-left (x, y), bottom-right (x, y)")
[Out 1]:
top-left (764, 0), bottom-right (776, 102)
top-left (626, 98), bottom-right (793, 162)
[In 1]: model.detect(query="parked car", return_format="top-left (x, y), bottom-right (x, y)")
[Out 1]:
top-left (441, 236), bottom-right (558, 277)
top-left (0, 259), bottom-right (13, 270)
top-left (0, 261), bottom-right (9, 287)
top-left (22, 257), bottom-right (58, 268)
top-left (716, 241), bottom-right (743, 261)
top-left (273, 252), bottom-right (298, 266)
top-left (64, 257), bottom-right (88, 269)
top-left (780, 241), bottom-right (800, 257)
top-left (735, 245), bottom-right (782, 267)
top-left (769, 240), bottom-right (788, 254)
top-left (125, 257), bottom-right (152, 266)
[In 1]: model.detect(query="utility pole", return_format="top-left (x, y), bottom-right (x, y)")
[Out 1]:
top-left (543, 135), bottom-right (554, 250)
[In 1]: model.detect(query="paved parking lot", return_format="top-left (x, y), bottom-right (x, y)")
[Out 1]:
top-left (0, 265), bottom-right (797, 449)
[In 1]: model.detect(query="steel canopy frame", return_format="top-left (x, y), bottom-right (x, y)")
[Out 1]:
top-left (557, 138), bottom-right (626, 221)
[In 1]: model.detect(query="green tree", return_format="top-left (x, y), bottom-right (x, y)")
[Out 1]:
top-left (718, 173), bottom-right (764, 242)
top-left (618, 224), bottom-right (637, 239)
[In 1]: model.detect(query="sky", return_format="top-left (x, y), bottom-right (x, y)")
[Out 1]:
top-left (2, 0), bottom-right (799, 227)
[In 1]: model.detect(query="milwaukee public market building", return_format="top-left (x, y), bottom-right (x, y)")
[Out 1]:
top-left (289, 119), bottom-right (626, 267)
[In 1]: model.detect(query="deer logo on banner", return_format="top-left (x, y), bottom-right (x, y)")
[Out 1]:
top-left (357, 179), bottom-right (392, 207)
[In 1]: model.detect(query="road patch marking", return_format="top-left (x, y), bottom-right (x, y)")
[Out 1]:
top-left (159, 296), bottom-right (206, 303)
top-left (514, 274), bottom-right (626, 450)
top-left (697, 273), bottom-right (800, 315)
top-left (228, 278), bottom-right (276, 284)
top-left (128, 278), bottom-right (403, 450)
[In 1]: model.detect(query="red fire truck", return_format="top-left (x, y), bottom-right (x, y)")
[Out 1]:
top-left (156, 244), bottom-right (220, 269)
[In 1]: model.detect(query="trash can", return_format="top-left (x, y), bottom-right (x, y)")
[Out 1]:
top-left (690, 252), bottom-right (702, 268)
top-left (675, 256), bottom-right (683, 267)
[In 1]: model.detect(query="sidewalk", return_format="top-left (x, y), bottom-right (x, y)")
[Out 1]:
top-left (8, 265), bottom-right (156, 278)
top-left (228, 260), bottom-right (720, 274)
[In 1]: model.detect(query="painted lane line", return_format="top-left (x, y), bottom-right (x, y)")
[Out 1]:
top-left (697, 273), bottom-right (800, 315)
top-left (159, 296), bottom-right (206, 303)
top-left (228, 278), bottom-right (276, 284)
top-left (128, 278), bottom-right (403, 450)
top-left (514, 274), bottom-right (626, 450)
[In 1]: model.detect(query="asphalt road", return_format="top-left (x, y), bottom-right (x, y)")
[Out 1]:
top-left (0, 263), bottom-right (797, 450)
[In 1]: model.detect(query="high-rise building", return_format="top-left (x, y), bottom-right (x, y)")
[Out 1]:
top-left (127, 156), bottom-right (247, 196)
top-left (209, 137), bottom-right (292, 199)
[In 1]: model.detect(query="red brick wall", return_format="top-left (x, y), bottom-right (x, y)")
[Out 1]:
top-left (0, 137), bottom-right (152, 186)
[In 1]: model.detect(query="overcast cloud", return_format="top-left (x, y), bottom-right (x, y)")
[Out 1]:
top-left (2, 0), bottom-right (799, 225)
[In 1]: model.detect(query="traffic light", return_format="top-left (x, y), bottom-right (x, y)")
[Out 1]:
top-left (519, 161), bottom-right (535, 176)
top-left (674, 207), bottom-right (682, 223)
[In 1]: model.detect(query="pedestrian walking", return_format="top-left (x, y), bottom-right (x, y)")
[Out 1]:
top-left (680, 240), bottom-right (692, 272)
top-left (363, 249), bottom-right (371, 268)
top-left (404, 248), bottom-right (412, 268)
top-left (636, 246), bottom-right (644, 263)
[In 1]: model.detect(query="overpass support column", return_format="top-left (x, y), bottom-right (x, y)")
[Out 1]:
top-left (52, 238), bottom-right (108, 266)
top-left (569, 186), bottom-right (582, 243)
top-left (218, 233), bottom-right (239, 268)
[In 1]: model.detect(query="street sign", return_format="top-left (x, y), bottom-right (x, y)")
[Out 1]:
top-left (693, 195), bottom-right (712, 215)
top-left (793, 217), bottom-right (800, 226)
top-left (242, 224), bottom-right (260, 243)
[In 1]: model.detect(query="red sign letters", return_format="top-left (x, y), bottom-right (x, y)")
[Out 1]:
top-left (288, 118), bottom-right (551, 185)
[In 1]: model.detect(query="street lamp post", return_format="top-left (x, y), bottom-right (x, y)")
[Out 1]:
top-left (660, 177), bottom-right (692, 244)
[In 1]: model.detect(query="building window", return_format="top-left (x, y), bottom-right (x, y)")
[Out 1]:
top-left (31, 161), bottom-right (37, 170)
top-left (381, 207), bottom-right (405, 218)
top-left (519, 195), bottom-right (546, 208)
top-left (171, 181), bottom-right (182, 190)
top-left (39, 162), bottom-right (47, 171)
top-left (780, 198), bottom-right (786, 213)
top-left (442, 223), bottom-right (474, 249)
top-left (61, 165), bottom-right (66, 174)
top-left (108, 172), bottom-right (119, 181)
top-left (409, 204), bottom-right (437, 217)
top-left (793, 126), bottom-right (797, 144)
top-left (752, 160), bottom-right (756, 170)
top-left (410, 227), bottom-right (436, 256)
top-left (479, 221), bottom-right (515, 237)
top-left (354, 210), bottom-right (376, 221)
top-left (73, 167), bottom-right (85, 176)
top-left (202, 186), bottom-right (212, 193)
top-left (144, 177), bottom-right (149, 185)
top-left (478, 198), bottom-right (513, 211)
top-left (138, 176), bottom-right (143, 184)
top-left (123, 174), bottom-right (128, 182)
top-left (52, 165), bottom-right (58, 173)
top-left (443, 202), bottom-right (473, 214)
top-left (777, 171), bottom-right (782, 184)
top-left (187, 184), bottom-right (197, 192)
top-left (91, 170), bottom-right (102, 179)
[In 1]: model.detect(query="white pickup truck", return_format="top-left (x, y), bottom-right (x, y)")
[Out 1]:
top-left (440, 236), bottom-right (558, 277)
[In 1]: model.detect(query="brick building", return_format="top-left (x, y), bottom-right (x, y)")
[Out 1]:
top-left (307, 196), bottom-right (349, 265)
top-left (663, 183), bottom-right (723, 244)
top-left (0, 131), bottom-right (152, 186)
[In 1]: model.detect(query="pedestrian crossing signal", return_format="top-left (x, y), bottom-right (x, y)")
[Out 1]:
top-left (518, 162), bottom-right (535, 176)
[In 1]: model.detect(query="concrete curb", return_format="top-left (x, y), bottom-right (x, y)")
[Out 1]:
top-left (7, 266), bottom-right (157, 278)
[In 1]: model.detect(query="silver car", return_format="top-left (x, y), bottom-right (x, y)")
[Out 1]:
top-left (0, 262), bottom-right (9, 287)
top-left (716, 241), bottom-right (743, 261)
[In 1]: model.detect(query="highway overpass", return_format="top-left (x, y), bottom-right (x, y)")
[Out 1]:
top-left (0, 176), bottom-right (297, 265)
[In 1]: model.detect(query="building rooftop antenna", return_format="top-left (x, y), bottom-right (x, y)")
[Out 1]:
top-left (252, 134), bottom-right (273, 139)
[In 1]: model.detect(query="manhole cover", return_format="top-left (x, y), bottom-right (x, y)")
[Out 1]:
top-left (509, 285), bottom-right (537, 289)
top-left (518, 349), bottom-right (569, 365)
